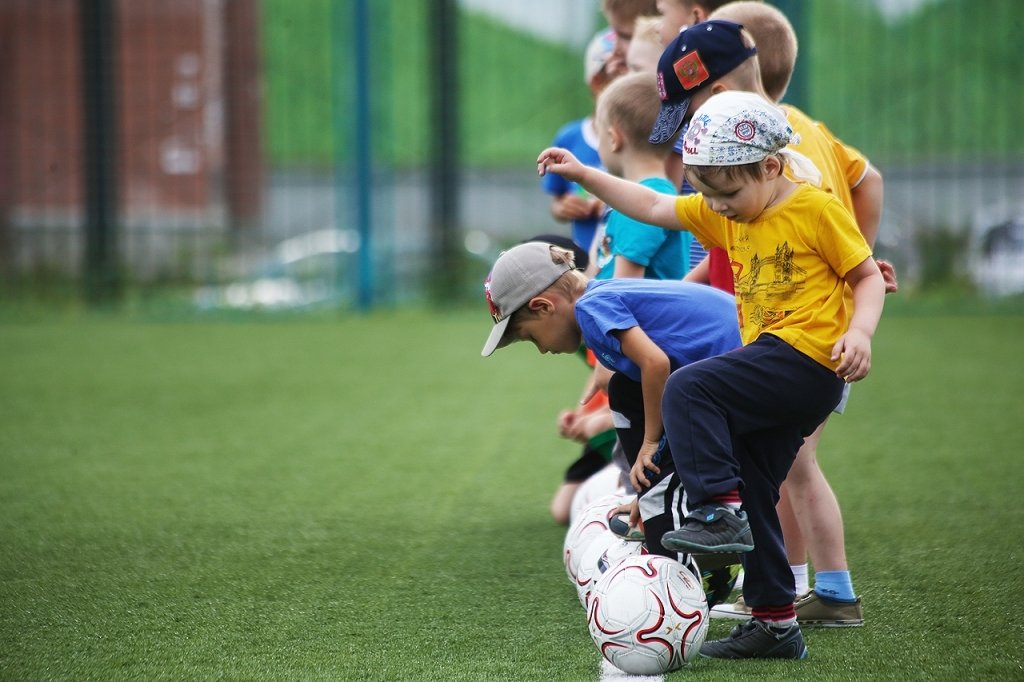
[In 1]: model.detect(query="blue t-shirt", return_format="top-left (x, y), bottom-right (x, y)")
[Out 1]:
top-left (575, 279), bottom-right (741, 382)
top-left (541, 117), bottom-right (603, 251)
top-left (595, 177), bottom-right (691, 280)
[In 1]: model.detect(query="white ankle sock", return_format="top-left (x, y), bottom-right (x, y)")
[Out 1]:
top-left (791, 563), bottom-right (809, 595)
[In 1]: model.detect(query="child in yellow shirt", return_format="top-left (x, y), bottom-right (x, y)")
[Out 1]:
top-left (537, 89), bottom-right (885, 660)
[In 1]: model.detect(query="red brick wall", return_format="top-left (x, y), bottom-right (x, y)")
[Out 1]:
top-left (3, 0), bottom-right (84, 218)
top-left (0, 0), bottom-right (263, 274)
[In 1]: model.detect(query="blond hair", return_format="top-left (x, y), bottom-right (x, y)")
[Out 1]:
top-left (659, 0), bottom-right (741, 11)
top-left (599, 72), bottom-right (678, 156)
top-left (632, 15), bottom-right (663, 48)
top-left (711, 1), bottom-right (797, 102)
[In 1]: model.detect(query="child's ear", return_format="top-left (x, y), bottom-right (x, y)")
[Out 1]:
top-left (763, 154), bottom-right (784, 179)
top-left (608, 124), bottom-right (624, 153)
top-left (527, 296), bottom-right (554, 314)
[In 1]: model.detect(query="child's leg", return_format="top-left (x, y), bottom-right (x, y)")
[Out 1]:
top-left (661, 337), bottom-right (844, 507)
top-left (552, 443), bottom-right (612, 525)
top-left (733, 427), bottom-right (804, 613)
top-left (607, 372), bottom-right (688, 560)
top-left (780, 422), bottom-right (850, 574)
top-left (661, 338), bottom-right (843, 609)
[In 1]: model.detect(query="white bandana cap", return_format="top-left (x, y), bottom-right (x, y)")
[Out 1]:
top-left (681, 91), bottom-right (822, 186)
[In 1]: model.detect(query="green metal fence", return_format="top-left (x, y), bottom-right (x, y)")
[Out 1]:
top-left (1, 0), bottom-right (1022, 310)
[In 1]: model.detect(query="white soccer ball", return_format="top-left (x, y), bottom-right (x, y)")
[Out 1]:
top-left (574, 530), bottom-right (646, 610)
top-left (562, 494), bottom-right (630, 584)
top-left (588, 554), bottom-right (710, 675)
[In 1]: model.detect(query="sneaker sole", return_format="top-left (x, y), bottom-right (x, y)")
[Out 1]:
top-left (662, 538), bottom-right (754, 553)
top-left (699, 646), bottom-right (809, 660)
top-left (799, 619), bottom-right (864, 628)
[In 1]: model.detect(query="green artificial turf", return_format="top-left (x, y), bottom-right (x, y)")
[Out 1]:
top-left (1, 311), bottom-right (1022, 680)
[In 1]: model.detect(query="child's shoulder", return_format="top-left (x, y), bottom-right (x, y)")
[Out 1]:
top-left (552, 117), bottom-right (588, 141)
top-left (638, 175), bottom-right (675, 194)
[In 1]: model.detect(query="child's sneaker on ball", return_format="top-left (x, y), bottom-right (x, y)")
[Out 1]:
top-left (661, 503), bottom-right (754, 554)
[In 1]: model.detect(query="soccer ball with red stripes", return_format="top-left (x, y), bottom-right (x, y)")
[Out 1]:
top-left (575, 532), bottom-right (647, 610)
top-left (562, 494), bottom-right (630, 585)
top-left (587, 554), bottom-right (709, 675)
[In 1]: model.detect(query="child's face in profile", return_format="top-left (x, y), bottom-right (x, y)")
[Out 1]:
top-left (656, 0), bottom-right (695, 45)
top-left (593, 101), bottom-right (622, 177)
top-left (511, 304), bottom-right (582, 355)
top-left (626, 38), bottom-right (662, 74)
top-left (605, 11), bottom-right (635, 62)
top-left (687, 165), bottom-right (775, 224)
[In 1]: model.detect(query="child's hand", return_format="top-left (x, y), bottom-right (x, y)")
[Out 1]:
top-left (832, 328), bottom-right (872, 382)
top-left (573, 409), bottom-right (613, 442)
top-left (629, 438), bottom-right (662, 492)
top-left (552, 193), bottom-right (598, 221)
top-left (876, 259), bottom-right (899, 293)
top-left (627, 497), bottom-right (641, 529)
top-left (538, 147), bottom-right (585, 182)
top-left (557, 409), bottom-right (579, 439)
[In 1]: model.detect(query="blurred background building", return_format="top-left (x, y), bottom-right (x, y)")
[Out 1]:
top-left (0, 0), bottom-right (1021, 309)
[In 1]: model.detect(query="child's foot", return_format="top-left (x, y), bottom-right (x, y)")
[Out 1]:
top-left (710, 594), bottom-right (752, 620)
top-left (661, 504), bottom-right (754, 554)
top-left (795, 591), bottom-right (864, 627)
top-left (700, 619), bottom-right (808, 659)
top-left (607, 513), bottom-right (645, 541)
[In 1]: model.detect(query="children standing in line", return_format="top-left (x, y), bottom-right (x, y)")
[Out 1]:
top-left (537, 89), bottom-right (885, 659)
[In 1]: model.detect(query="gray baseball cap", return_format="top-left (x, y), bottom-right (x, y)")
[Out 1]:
top-left (481, 242), bottom-right (574, 357)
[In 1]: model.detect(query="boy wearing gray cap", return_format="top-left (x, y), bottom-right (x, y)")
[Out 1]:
top-left (481, 241), bottom-right (741, 567)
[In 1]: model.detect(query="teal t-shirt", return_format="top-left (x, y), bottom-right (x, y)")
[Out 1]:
top-left (595, 177), bottom-right (692, 281)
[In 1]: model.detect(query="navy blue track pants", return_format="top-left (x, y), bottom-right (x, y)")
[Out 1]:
top-left (661, 334), bottom-right (845, 608)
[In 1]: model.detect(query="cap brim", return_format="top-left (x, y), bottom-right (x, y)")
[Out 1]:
top-left (648, 99), bottom-right (690, 145)
top-left (481, 316), bottom-right (512, 357)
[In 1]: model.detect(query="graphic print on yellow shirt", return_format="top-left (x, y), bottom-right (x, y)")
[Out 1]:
top-left (675, 184), bottom-right (871, 371)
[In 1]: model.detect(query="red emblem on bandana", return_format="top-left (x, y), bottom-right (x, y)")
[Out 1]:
top-left (674, 51), bottom-right (710, 90)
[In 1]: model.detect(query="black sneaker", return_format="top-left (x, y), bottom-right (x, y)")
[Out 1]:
top-left (700, 619), bottom-right (808, 659)
top-left (661, 504), bottom-right (754, 553)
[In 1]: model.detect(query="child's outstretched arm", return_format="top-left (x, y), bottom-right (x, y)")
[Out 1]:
top-left (832, 257), bottom-right (885, 382)
top-left (538, 147), bottom-right (681, 231)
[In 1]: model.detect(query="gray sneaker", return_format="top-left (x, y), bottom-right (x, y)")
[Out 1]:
top-left (795, 590), bottom-right (864, 627)
top-left (662, 504), bottom-right (754, 554)
top-left (700, 619), bottom-right (808, 660)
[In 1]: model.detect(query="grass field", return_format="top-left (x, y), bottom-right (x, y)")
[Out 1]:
top-left (1, 310), bottom-right (1023, 680)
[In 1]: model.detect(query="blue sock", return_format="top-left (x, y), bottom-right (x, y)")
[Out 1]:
top-left (814, 570), bottom-right (856, 602)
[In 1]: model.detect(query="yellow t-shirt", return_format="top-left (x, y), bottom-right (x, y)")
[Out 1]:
top-left (675, 184), bottom-right (871, 371)
top-left (784, 105), bottom-right (872, 313)
top-left (783, 105), bottom-right (868, 212)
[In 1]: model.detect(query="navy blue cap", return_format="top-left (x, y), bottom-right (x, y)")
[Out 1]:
top-left (649, 20), bottom-right (757, 145)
